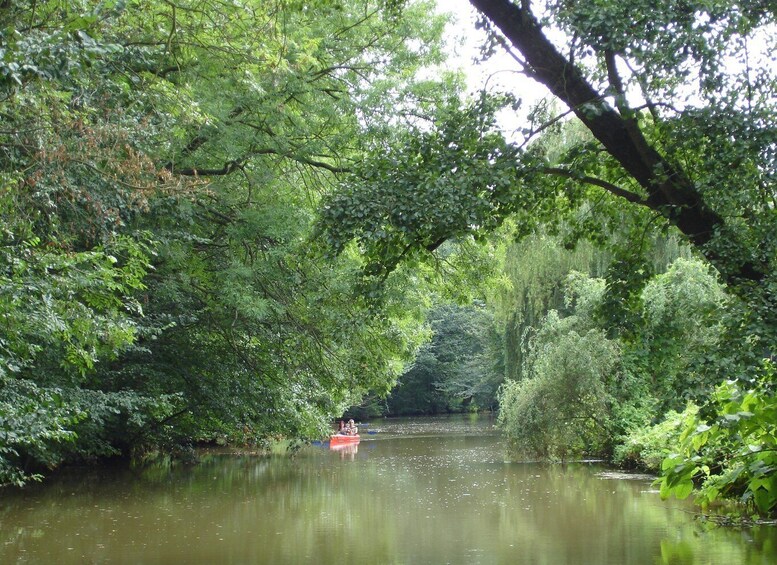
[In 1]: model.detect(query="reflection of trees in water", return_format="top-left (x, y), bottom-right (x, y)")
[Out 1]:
top-left (1, 437), bottom-right (776, 564)
top-left (495, 463), bottom-right (770, 565)
top-left (369, 413), bottom-right (497, 437)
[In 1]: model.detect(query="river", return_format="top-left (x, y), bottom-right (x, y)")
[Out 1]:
top-left (1, 415), bottom-right (775, 564)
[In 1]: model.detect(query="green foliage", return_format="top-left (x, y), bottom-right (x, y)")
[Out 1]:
top-left (0, 1), bottom-right (122, 89)
top-left (497, 256), bottom-right (729, 461)
top-left (0, 0), bottom-right (451, 485)
top-left (0, 231), bottom-right (151, 380)
top-left (0, 378), bottom-right (84, 486)
top-left (386, 302), bottom-right (503, 415)
top-left (1, 181), bottom-right (155, 485)
top-left (611, 260), bottom-right (728, 474)
top-left (431, 304), bottom-right (504, 411)
top-left (634, 258), bottom-right (728, 410)
top-left (494, 231), bottom-right (610, 382)
top-left (311, 0), bottom-right (776, 516)
top-left (317, 92), bottom-right (550, 279)
top-left (498, 281), bottom-right (622, 458)
top-left (614, 406), bottom-right (697, 472)
top-left (658, 363), bottom-right (777, 517)
top-left (388, 349), bottom-right (453, 416)
top-left (549, 0), bottom-right (776, 101)
top-left (0, 0), bottom-right (772, 526)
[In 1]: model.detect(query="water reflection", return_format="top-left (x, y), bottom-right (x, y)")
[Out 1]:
top-left (0, 415), bottom-right (775, 564)
top-left (329, 442), bottom-right (359, 460)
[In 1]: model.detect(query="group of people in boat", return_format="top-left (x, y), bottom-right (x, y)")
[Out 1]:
top-left (337, 419), bottom-right (359, 436)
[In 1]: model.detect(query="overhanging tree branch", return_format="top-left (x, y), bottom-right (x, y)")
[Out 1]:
top-left (169, 159), bottom-right (245, 177)
top-left (165, 148), bottom-right (351, 177)
top-left (542, 167), bottom-right (646, 205)
top-left (468, 0), bottom-right (764, 282)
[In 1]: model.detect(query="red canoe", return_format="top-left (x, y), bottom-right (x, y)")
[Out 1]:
top-left (329, 434), bottom-right (360, 447)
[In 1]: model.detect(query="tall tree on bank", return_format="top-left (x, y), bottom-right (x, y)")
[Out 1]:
top-left (467, 0), bottom-right (776, 332)
top-left (386, 302), bottom-right (503, 415)
top-left (461, 0), bottom-right (777, 513)
top-left (0, 0), bottom-right (449, 485)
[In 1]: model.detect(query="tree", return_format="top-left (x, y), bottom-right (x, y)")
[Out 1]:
top-left (387, 302), bottom-right (503, 415)
top-left (320, 0), bottom-right (775, 338)
top-left (498, 302), bottom-right (621, 459)
top-left (0, 0), bottom-right (450, 484)
top-left (635, 257), bottom-right (728, 410)
top-left (464, 0), bottom-right (775, 513)
top-left (431, 303), bottom-right (504, 411)
top-left (499, 258), bottom-right (728, 460)
top-left (469, 0), bottom-right (775, 284)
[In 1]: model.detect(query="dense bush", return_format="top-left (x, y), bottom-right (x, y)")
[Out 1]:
top-left (658, 364), bottom-right (777, 516)
top-left (498, 258), bottom-right (727, 461)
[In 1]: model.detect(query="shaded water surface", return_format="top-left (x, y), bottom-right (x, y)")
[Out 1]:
top-left (1, 415), bottom-right (776, 564)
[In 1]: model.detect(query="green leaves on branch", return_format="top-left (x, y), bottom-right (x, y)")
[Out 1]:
top-left (658, 363), bottom-right (777, 517)
top-left (550, 0), bottom-right (774, 93)
top-left (0, 0), bottom-right (452, 485)
top-left (498, 283), bottom-right (621, 460)
top-left (497, 253), bottom-right (729, 462)
top-left (0, 378), bottom-right (84, 487)
top-left (0, 377), bottom-right (181, 487)
top-left (386, 302), bottom-right (502, 416)
top-left (317, 93), bottom-right (546, 279)
top-left (0, 1), bottom-right (122, 89)
top-left (0, 229), bottom-right (152, 380)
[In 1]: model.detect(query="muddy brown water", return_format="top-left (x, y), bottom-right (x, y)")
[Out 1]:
top-left (1, 415), bottom-right (775, 564)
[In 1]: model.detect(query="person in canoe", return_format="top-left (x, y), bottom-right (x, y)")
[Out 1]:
top-left (337, 420), bottom-right (351, 435)
top-left (336, 419), bottom-right (358, 435)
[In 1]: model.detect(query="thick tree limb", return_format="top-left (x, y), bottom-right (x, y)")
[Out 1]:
top-left (469, 0), bottom-right (763, 282)
top-left (170, 159), bottom-right (244, 177)
top-left (603, 50), bottom-right (656, 165)
top-left (542, 167), bottom-right (646, 205)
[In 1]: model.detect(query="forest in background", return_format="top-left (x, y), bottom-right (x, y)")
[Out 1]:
top-left (1, 0), bottom-right (775, 518)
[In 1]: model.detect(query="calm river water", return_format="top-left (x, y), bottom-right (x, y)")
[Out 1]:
top-left (1, 415), bottom-right (776, 564)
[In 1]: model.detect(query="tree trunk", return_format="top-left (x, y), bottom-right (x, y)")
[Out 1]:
top-left (469, 0), bottom-right (763, 283)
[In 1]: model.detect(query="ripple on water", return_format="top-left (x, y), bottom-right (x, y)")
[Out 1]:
top-left (595, 471), bottom-right (656, 481)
